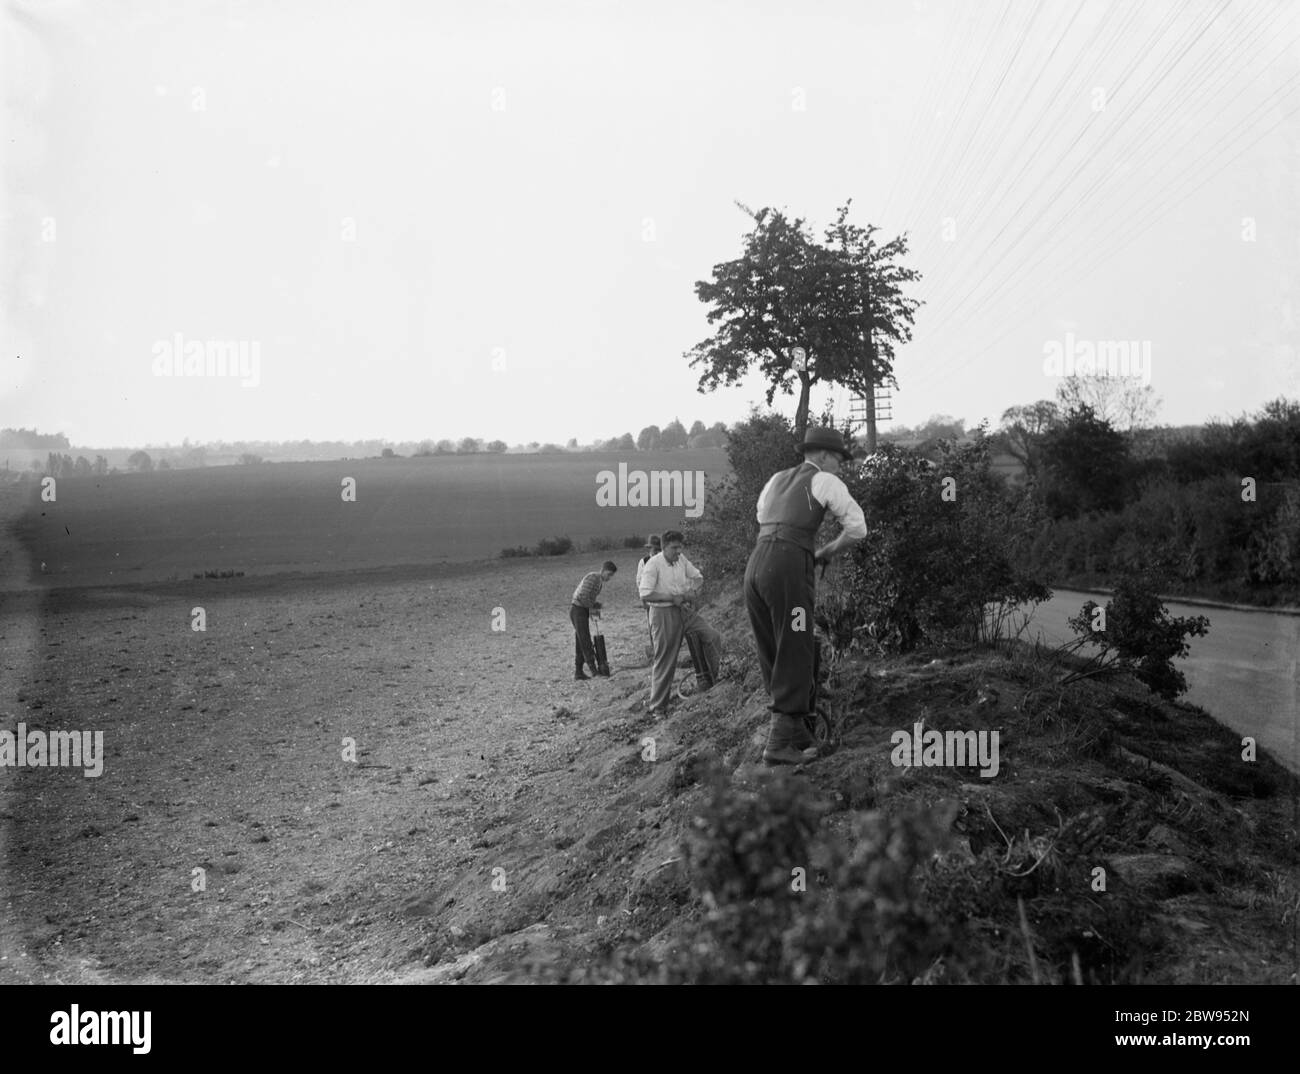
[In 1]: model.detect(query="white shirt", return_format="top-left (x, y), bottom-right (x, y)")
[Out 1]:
top-left (638, 551), bottom-right (703, 606)
top-left (755, 459), bottom-right (868, 539)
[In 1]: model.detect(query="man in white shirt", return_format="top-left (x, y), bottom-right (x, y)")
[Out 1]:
top-left (745, 427), bottom-right (867, 765)
top-left (637, 529), bottom-right (721, 715)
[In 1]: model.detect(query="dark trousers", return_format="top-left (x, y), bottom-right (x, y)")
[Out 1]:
top-left (744, 537), bottom-right (816, 716)
top-left (570, 604), bottom-right (598, 673)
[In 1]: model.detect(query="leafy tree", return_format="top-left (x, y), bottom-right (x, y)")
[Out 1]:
top-left (457, 437), bottom-right (482, 454)
top-left (686, 200), bottom-right (921, 444)
top-left (538, 443), bottom-right (564, 453)
top-left (613, 432), bottom-right (635, 451)
top-left (1038, 406), bottom-right (1132, 519)
top-left (73, 456), bottom-right (92, 476)
top-left (689, 419), bottom-right (706, 438)
top-left (637, 425), bottom-right (661, 451)
top-left (660, 419), bottom-right (687, 450)
top-left (238, 453), bottom-right (263, 465)
top-left (93, 455), bottom-right (109, 475)
top-left (485, 440), bottom-right (508, 453)
top-left (127, 450), bottom-right (154, 473)
top-left (999, 400), bottom-right (1060, 476)
top-left (157, 458), bottom-right (172, 471)
top-left (434, 439), bottom-right (455, 455)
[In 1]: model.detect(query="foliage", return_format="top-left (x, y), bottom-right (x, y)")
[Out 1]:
top-left (831, 439), bottom-right (1050, 652)
top-left (1037, 405), bottom-right (1133, 518)
top-left (534, 534), bottom-right (573, 556)
top-left (636, 425), bottom-right (661, 451)
top-left (659, 419), bottom-right (687, 450)
top-left (127, 450), bottom-right (154, 472)
top-left (685, 200), bottom-right (921, 440)
top-left (657, 773), bottom-right (958, 984)
top-left (1065, 567), bottom-right (1210, 700)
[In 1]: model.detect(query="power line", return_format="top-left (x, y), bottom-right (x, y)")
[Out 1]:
top-left (911, 3), bottom-right (1299, 386)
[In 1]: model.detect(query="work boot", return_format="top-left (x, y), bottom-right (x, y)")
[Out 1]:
top-left (762, 714), bottom-right (819, 766)
top-left (789, 713), bottom-right (816, 751)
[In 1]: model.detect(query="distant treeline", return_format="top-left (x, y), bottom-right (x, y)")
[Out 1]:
top-left (0, 428), bottom-right (71, 450)
top-left (5, 418), bottom-right (730, 468)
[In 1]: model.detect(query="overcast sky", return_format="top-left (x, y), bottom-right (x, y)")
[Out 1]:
top-left (3, 0), bottom-right (1298, 448)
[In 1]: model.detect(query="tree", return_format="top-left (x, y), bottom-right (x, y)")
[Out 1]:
top-left (435, 439), bottom-right (455, 455)
top-left (660, 419), bottom-right (688, 450)
top-left (238, 453), bottom-right (263, 465)
top-left (1038, 405), bottom-right (1133, 518)
top-left (686, 200), bottom-right (921, 446)
top-left (127, 450), bottom-right (154, 473)
top-left (93, 455), bottom-right (108, 476)
top-left (457, 437), bottom-right (482, 454)
top-left (157, 458), bottom-right (172, 470)
top-left (485, 440), bottom-right (508, 453)
top-left (689, 420), bottom-right (706, 438)
top-left (637, 425), bottom-right (661, 451)
top-left (73, 456), bottom-right (92, 476)
top-left (1056, 374), bottom-right (1160, 431)
top-left (999, 400), bottom-right (1060, 476)
top-left (566, 437), bottom-right (579, 449)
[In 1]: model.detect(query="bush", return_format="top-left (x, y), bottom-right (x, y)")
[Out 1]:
top-left (583, 535), bottom-right (620, 552)
top-left (622, 535), bottom-right (645, 548)
top-left (499, 546), bottom-right (532, 559)
top-left (534, 535), bottom-right (573, 556)
top-left (658, 772), bottom-right (961, 983)
top-left (833, 438), bottom-right (1050, 652)
top-left (1066, 566), bottom-right (1210, 699)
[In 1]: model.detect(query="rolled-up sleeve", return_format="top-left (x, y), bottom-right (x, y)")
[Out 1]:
top-left (811, 473), bottom-right (867, 539)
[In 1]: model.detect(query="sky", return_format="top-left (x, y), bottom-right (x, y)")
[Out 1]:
top-left (3, 0), bottom-right (1298, 449)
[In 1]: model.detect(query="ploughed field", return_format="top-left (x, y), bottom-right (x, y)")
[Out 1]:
top-left (9, 450), bottom-right (727, 589)
top-left (0, 550), bottom-right (667, 983)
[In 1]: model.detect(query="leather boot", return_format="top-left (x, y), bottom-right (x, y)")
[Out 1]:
top-left (763, 714), bottom-right (819, 766)
top-left (789, 712), bottom-right (816, 750)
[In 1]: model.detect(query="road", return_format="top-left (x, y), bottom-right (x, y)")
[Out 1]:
top-left (1020, 591), bottom-right (1299, 775)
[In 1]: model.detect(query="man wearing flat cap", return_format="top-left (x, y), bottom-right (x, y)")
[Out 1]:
top-left (745, 426), bottom-right (867, 765)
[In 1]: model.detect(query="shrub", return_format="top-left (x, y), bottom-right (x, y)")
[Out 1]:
top-left (833, 438), bottom-right (1050, 652)
top-left (534, 535), bottom-right (573, 556)
top-left (499, 546), bottom-right (532, 559)
top-left (583, 535), bottom-right (620, 552)
top-left (659, 772), bottom-right (961, 983)
top-left (1065, 566), bottom-right (1210, 699)
top-left (622, 535), bottom-right (645, 548)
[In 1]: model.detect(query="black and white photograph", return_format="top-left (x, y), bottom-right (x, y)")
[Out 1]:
top-left (1, 0), bottom-right (1297, 1026)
